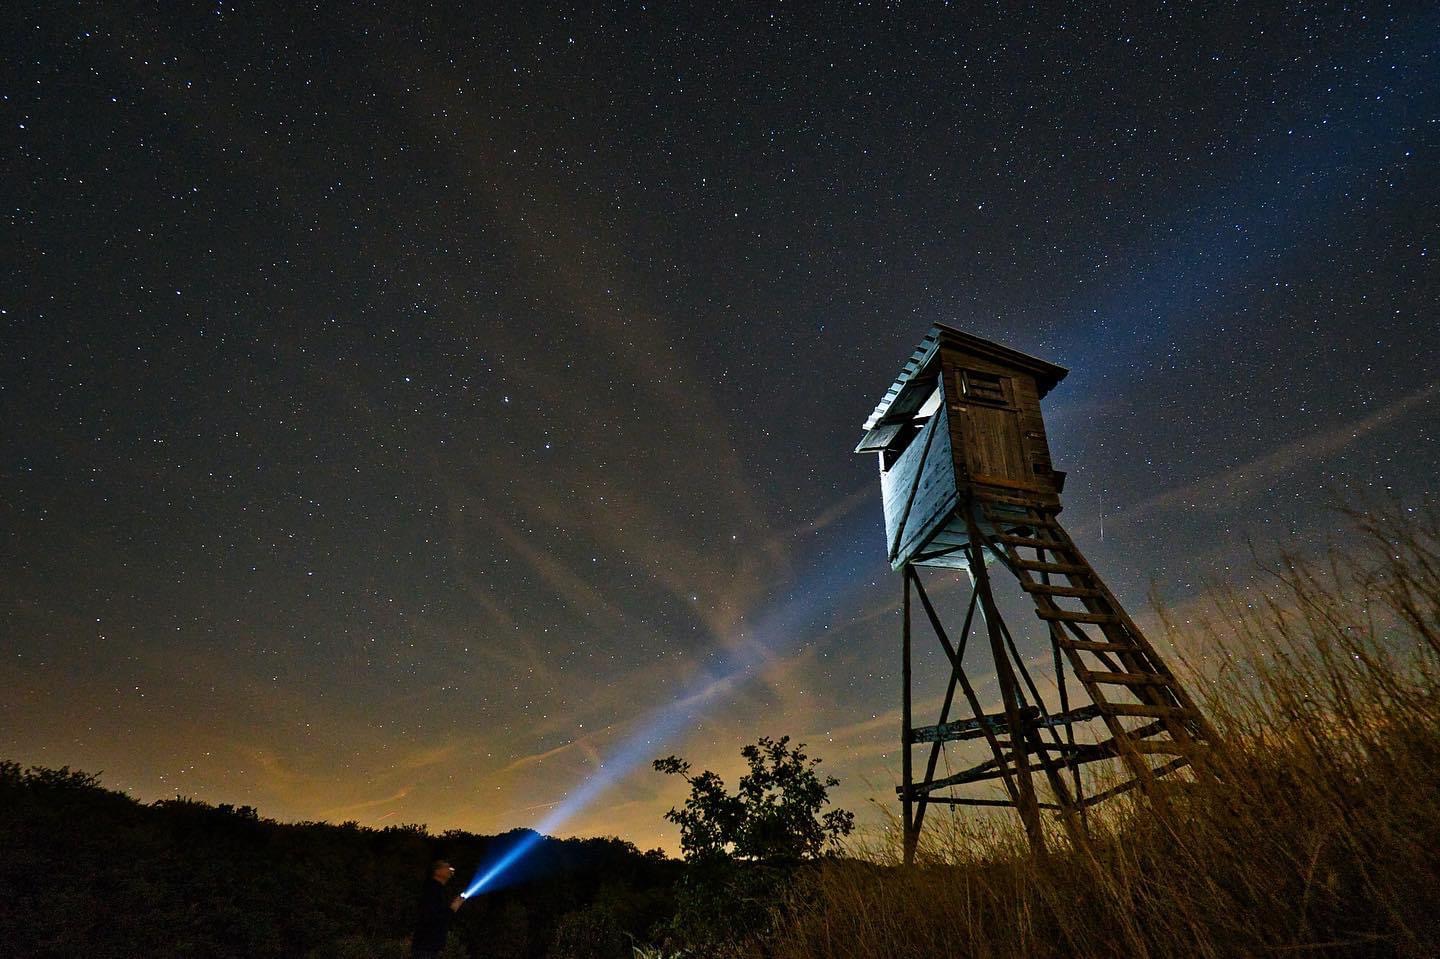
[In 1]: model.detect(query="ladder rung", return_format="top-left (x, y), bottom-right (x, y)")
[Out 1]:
top-left (981, 500), bottom-right (1055, 517)
top-left (1036, 609), bottom-right (1118, 625)
top-left (1016, 559), bottom-right (1089, 575)
top-left (1078, 669), bottom-right (1170, 686)
top-left (985, 512), bottom-right (1058, 530)
top-left (977, 492), bottom-right (1053, 510)
top-left (1130, 739), bottom-right (1194, 755)
top-left (1057, 637), bottom-right (1136, 653)
top-left (1090, 737), bottom-right (1193, 757)
top-left (1021, 582), bottom-right (1102, 598)
top-left (996, 533), bottom-right (1065, 549)
top-left (1104, 703), bottom-right (1195, 720)
top-left (1076, 758), bottom-right (1191, 808)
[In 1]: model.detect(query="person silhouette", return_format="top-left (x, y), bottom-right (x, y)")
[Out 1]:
top-left (411, 859), bottom-right (463, 958)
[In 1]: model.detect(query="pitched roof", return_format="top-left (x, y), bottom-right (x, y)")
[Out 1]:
top-left (857, 324), bottom-right (1068, 444)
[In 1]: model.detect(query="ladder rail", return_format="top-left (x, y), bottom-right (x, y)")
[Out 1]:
top-left (976, 500), bottom-right (1218, 782)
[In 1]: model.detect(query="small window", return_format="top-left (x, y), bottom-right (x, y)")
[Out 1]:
top-left (914, 385), bottom-right (943, 419)
top-left (882, 422), bottom-right (924, 470)
top-left (959, 369), bottom-right (1008, 406)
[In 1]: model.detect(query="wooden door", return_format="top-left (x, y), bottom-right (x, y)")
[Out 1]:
top-left (955, 368), bottom-right (1031, 489)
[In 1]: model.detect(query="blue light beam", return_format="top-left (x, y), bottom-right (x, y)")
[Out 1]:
top-left (462, 527), bottom-right (879, 898)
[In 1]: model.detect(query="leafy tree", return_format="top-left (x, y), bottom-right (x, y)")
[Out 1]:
top-left (652, 736), bottom-right (854, 954)
top-left (654, 735), bottom-right (854, 865)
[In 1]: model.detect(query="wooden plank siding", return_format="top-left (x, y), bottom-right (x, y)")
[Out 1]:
top-left (880, 405), bottom-right (960, 568)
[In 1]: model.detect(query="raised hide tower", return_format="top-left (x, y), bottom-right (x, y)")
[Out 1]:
top-left (858, 324), bottom-right (1221, 860)
top-left (858, 326), bottom-right (1067, 569)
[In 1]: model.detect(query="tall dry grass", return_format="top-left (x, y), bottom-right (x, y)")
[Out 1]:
top-left (768, 502), bottom-right (1440, 958)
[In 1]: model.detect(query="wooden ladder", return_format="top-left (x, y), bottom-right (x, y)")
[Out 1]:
top-left (976, 498), bottom-right (1221, 794)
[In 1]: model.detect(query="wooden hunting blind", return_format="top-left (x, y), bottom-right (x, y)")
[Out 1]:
top-left (858, 324), bottom-right (1221, 859)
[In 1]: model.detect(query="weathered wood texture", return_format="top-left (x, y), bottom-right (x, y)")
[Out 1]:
top-left (940, 346), bottom-right (1062, 505)
top-left (863, 325), bottom-right (1070, 571)
top-left (880, 405), bottom-right (958, 567)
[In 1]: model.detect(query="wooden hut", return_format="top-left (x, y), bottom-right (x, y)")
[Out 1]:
top-left (856, 324), bottom-right (1068, 569)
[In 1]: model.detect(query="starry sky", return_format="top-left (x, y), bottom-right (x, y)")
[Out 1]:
top-left (4, 3), bottom-right (1437, 853)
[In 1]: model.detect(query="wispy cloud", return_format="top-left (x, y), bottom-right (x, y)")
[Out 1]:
top-left (319, 788), bottom-right (413, 821)
top-left (1123, 381), bottom-right (1438, 524)
top-left (496, 738), bottom-right (590, 777)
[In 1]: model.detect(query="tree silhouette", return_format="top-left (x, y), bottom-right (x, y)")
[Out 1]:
top-left (654, 735), bottom-right (854, 864)
top-left (653, 736), bottom-right (854, 954)
top-left (0, 760), bottom-right (679, 957)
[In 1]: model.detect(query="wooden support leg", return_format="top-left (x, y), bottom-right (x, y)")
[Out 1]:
top-left (912, 585), bottom-right (979, 842)
top-left (902, 569), bottom-right (916, 866)
top-left (963, 511), bottom-right (1047, 855)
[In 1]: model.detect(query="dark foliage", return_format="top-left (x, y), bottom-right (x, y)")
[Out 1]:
top-left (653, 736), bottom-right (854, 955)
top-left (654, 735), bottom-right (854, 866)
top-left (0, 762), bottom-right (678, 958)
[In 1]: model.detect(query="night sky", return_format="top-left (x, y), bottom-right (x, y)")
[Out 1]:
top-left (4, 3), bottom-right (1437, 852)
